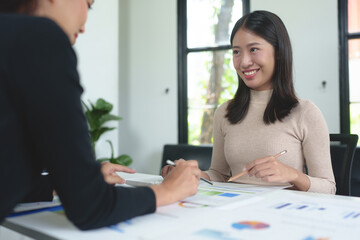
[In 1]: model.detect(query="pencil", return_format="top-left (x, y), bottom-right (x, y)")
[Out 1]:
top-left (227, 150), bottom-right (287, 182)
top-left (166, 160), bottom-right (214, 185)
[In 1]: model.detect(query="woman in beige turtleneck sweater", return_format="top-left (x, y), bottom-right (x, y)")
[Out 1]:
top-left (203, 10), bottom-right (335, 194)
top-left (162, 10), bottom-right (335, 194)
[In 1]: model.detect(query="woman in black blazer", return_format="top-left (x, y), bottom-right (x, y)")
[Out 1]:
top-left (0, 0), bottom-right (201, 230)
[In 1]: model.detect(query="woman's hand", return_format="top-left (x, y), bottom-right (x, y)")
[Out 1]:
top-left (245, 155), bottom-right (310, 191)
top-left (160, 158), bottom-right (186, 178)
top-left (160, 164), bottom-right (175, 178)
top-left (151, 159), bottom-right (201, 206)
top-left (100, 162), bottom-right (136, 185)
top-left (245, 155), bottom-right (298, 183)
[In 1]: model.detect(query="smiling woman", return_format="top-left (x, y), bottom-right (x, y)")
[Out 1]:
top-left (200, 10), bottom-right (336, 194)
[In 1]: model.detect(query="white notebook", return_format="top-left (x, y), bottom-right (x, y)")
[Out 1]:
top-left (116, 172), bottom-right (164, 187)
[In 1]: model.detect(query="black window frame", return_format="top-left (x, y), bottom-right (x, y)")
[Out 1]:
top-left (338, 0), bottom-right (360, 134)
top-left (177, 0), bottom-right (250, 143)
top-left (338, 0), bottom-right (350, 134)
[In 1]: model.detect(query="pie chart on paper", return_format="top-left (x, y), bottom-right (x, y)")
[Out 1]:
top-left (231, 221), bottom-right (270, 230)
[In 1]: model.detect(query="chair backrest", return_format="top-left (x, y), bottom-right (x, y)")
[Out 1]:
top-left (330, 133), bottom-right (358, 196)
top-left (160, 144), bottom-right (213, 173)
top-left (351, 147), bottom-right (360, 197)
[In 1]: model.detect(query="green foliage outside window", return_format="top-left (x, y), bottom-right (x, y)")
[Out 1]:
top-left (187, 0), bottom-right (238, 145)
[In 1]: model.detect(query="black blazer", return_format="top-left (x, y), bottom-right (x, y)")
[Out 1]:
top-left (0, 14), bottom-right (155, 230)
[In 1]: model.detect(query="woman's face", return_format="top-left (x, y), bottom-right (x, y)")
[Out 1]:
top-left (37, 0), bottom-right (94, 45)
top-left (232, 27), bottom-right (275, 91)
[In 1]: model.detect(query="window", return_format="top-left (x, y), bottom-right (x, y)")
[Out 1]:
top-left (339, 0), bottom-right (360, 144)
top-left (178, 0), bottom-right (250, 144)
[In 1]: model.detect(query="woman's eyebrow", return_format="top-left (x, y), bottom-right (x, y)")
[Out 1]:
top-left (232, 42), bottom-right (261, 49)
top-left (247, 42), bottom-right (261, 47)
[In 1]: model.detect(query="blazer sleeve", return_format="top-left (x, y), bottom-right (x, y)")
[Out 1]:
top-left (9, 18), bottom-right (156, 230)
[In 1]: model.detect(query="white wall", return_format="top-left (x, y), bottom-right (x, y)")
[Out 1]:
top-left (118, 0), bottom-right (178, 174)
top-left (74, 0), bottom-right (178, 174)
top-left (75, 0), bottom-right (120, 159)
top-left (251, 0), bottom-right (339, 132)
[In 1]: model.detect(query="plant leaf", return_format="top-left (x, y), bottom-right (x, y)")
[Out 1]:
top-left (99, 114), bottom-right (122, 126)
top-left (105, 140), bottom-right (114, 159)
top-left (82, 100), bottom-right (91, 112)
top-left (95, 98), bottom-right (113, 113)
top-left (91, 127), bottom-right (115, 142)
top-left (110, 154), bottom-right (133, 166)
top-left (82, 98), bottom-right (131, 165)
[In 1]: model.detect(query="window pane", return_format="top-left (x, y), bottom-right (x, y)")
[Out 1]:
top-left (187, 50), bottom-right (237, 145)
top-left (348, 0), bottom-right (360, 33)
top-left (350, 103), bottom-right (360, 145)
top-left (187, 0), bottom-right (243, 48)
top-left (349, 39), bottom-right (360, 145)
top-left (349, 39), bottom-right (360, 102)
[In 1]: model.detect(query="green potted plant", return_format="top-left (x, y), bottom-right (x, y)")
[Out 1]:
top-left (82, 98), bottom-right (132, 166)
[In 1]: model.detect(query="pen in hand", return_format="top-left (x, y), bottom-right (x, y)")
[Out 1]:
top-left (227, 150), bottom-right (287, 182)
top-left (166, 160), bottom-right (213, 185)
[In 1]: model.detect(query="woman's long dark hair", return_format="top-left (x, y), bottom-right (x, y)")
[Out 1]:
top-left (0, 0), bottom-right (37, 14)
top-left (226, 10), bottom-right (298, 124)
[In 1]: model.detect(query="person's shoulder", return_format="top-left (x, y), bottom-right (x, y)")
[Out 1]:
top-left (0, 14), bottom-right (70, 47)
top-left (3, 14), bottom-right (76, 68)
top-left (215, 100), bottom-right (231, 116)
top-left (296, 99), bottom-right (321, 112)
top-left (293, 98), bottom-right (324, 120)
top-left (26, 16), bottom-right (69, 43)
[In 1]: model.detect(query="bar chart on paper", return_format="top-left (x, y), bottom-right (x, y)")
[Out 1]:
top-left (181, 182), bottom-right (286, 208)
top-left (270, 202), bottom-right (326, 211)
top-left (342, 211), bottom-right (360, 219)
top-left (266, 198), bottom-right (360, 223)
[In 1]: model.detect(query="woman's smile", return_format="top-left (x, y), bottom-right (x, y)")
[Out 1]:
top-left (242, 69), bottom-right (259, 79)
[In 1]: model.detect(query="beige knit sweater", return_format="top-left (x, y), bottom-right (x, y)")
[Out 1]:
top-left (205, 89), bottom-right (336, 194)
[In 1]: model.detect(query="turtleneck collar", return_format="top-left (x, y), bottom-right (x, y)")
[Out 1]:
top-left (250, 89), bottom-right (273, 104)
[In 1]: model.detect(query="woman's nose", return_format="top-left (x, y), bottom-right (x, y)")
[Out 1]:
top-left (79, 25), bottom-right (86, 33)
top-left (241, 53), bottom-right (253, 68)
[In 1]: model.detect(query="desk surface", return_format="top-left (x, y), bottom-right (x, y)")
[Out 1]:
top-left (3, 173), bottom-right (360, 240)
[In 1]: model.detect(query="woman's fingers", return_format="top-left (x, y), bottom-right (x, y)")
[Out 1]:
top-left (247, 159), bottom-right (277, 176)
top-left (247, 157), bottom-right (297, 183)
top-left (104, 174), bottom-right (126, 185)
top-left (100, 162), bottom-right (135, 185)
top-left (245, 156), bottom-right (274, 172)
top-left (161, 165), bottom-right (174, 177)
top-left (151, 161), bottom-right (201, 207)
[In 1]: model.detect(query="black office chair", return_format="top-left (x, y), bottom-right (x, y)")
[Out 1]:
top-left (351, 147), bottom-right (360, 197)
top-left (330, 133), bottom-right (358, 196)
top-left (160, 144), bottom-right (213, 173)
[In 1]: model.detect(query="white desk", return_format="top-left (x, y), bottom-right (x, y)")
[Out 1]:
top-left (3, 173), bottom-right (360, 240)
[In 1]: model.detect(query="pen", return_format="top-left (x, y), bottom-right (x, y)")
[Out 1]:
top-left (227, 150), bottom-right (287, 182)
top-left (166, 160), bottom-right (214, 185)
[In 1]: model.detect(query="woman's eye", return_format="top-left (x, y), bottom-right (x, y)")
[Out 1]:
top-left (232, 50), bottom-right (239, 55)
top-left (250, 48), bottom-right (258, 53)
